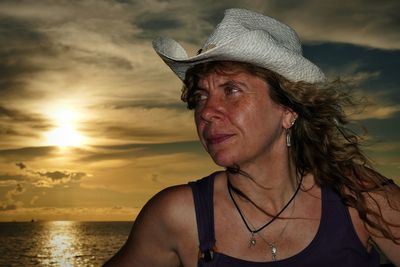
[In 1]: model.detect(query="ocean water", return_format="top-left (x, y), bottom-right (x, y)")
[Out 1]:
top-left (0, 221), bottom-right (133, 267)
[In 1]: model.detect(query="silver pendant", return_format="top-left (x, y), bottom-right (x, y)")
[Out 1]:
top-left (249, 233), bottom-right (256, 247)
top-left (269, 243), bottom-right (277, 261)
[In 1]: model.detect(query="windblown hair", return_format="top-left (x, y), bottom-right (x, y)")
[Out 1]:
top-left (182, 61), bottom-right (399, 244)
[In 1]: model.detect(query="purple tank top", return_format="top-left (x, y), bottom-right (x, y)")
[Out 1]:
top-left (189, 172), bottom-right (380, 267)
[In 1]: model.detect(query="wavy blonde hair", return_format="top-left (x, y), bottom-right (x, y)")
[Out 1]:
top-left (182, 61), bottom-right (399, 244)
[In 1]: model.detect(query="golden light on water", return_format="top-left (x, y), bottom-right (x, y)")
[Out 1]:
top-left (41, 221), bottom-right (77, 267)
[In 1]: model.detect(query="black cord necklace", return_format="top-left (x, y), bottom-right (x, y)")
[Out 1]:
top-left (227, 175), bottom-right (303, 243)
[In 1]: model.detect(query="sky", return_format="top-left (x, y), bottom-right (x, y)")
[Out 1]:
top-left (0, 0), bottom-right (399, 222)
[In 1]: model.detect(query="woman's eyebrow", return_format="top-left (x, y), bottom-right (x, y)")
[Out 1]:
top-left (219, 80), bottom-right (248, 89)
top-left (196, 79), bottom-right (248, 91)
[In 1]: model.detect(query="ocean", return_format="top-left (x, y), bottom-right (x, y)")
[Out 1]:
top-left (0, 221), bottom-right (133, 267)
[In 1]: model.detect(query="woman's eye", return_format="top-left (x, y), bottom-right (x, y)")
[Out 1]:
top-left (225, 86), bottom-right (240, 95)
top-left (192, 92), bottom-right (207, 104)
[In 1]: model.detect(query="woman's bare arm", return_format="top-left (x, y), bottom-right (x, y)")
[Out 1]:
top-left (103, 184), bottom-right (195, 267)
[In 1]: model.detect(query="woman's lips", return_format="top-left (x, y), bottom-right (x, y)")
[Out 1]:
top-left (206, 134), bottom-right (235, 145)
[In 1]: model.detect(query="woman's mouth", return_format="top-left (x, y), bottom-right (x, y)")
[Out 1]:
top-left (206, 134), bottom-right (234, 145)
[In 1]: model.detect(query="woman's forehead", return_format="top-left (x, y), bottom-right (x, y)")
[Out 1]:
top-left (197, 71), bottom-right (269, 94)
top-left (197, 68), bottom-right (269, 90)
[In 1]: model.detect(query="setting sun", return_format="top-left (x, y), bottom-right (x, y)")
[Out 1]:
top-left (45, 109), bottom-right (85, 147)
top-left (46, 125), bottom-right (84, 147)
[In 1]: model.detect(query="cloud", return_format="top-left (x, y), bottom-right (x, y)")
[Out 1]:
top-left (303, 43), bottom-right (400, 113)
top-left (350, 105), bottom-right (400, 120)
top-left (15, 162), bottom-right (26, 170)
top-left (31, 170), bottom-right (90, 187)
top-left (35, 170), bottom-right (88, 181)
top-left (82, 103), bottom-right (196, 145)
top-left (340, 71), bottom-right (382, 87)
top-left (30, 195), bottom-right (39, 205)
top-left (0, 105), bottom-right (47, 123)
top-left (267, 0), bottom-right (400, 49)
top-left (0, 105), bottom-right (52, 148)
top-left (0, 173), bottom-right (30, 184)
top-left (1, 162), bottom-right (90, 189)
top-left (0, 183), bottom-right (25, 211)
top-left (36, 171), bottom-right (68, 180)
top-left (102, 98), bottom-right (186, 111)
top-left (6, 183), bottom-right (25, 197)
top-left (0, 15), bottom-right (53, 101)
top-left (80, 140), bottom-right (204, 162)
top-left (0, 146), bottom-right (56, 162)
top-left (127, 0), bottom-right (400, 49)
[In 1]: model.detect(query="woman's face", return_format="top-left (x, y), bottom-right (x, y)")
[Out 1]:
top-left (194, 66), bottom-right (293, 168)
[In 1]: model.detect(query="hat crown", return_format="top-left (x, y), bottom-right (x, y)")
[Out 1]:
top-left (203, 9), bottom-right (302, 55)
top-left (153, 8), bottom-right (326, 83)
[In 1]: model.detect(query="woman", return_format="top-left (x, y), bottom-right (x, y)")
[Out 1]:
top-left (104, 8), bottom-right (400, 266)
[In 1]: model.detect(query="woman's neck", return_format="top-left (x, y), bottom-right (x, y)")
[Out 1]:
top-left (225, 159), bottom-right (299, 213)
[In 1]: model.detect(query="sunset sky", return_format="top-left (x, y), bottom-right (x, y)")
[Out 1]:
top-left (0, 0), bottom-right (399, 222)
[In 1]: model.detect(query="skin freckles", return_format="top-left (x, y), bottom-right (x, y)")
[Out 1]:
top-left (193, 67), bottom-right (291, 169)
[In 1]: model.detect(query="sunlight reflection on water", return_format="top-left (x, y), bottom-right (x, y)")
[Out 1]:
top-left (40, 221), bottom-right (79, 266)
top-left (0, 221), bottom-right (132, 266)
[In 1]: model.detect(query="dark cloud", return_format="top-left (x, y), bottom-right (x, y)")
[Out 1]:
top-left (0, 125), bottom-right (19, 137)
top-left (103, 140), bottom-right (202, 152)
top-left (137, 16), bottom-right (184, 33)
top-left (0, 173), bottom-right (27, 182)
top-left (11, 184), bottom-right (24, 195)
top-left (265, 0), bottom-right (400, 49)
top-left (128, 0), bottom-right (400, 49)
top-left (0, 105), bottom-right (49, 123)
top-left (0, 4), bottom-right (134, 104)
top-left (36, 171), bottom-right (68, 180)
top-left (33, 170), bottom-right (88, 182)
top-left (15, 162), bottom-right (27, 170)
top-left (101, 97), bottom-right (186, 111)
top-left (102, 125), bottom-right (171, 139)
top-left (302, 42), bottom-right (400, 161)
top-left (0, 16), bottom-right (53, 100)
top-left (2, 162), bottom-right (89, 187)
top-left (0, 105), bottom-right (52, 142)
top-left (362, 116), bottom-right (400, 142)
top-left (66, 47), bottom-right (135, 71)
top-left (29, 171), bottom-right (88, 187)
top-left (303, 43), bottom-right (400, 104)
top-left (81, 140), bottom-right (204, 162)
top-left (0, 146), bottom-right (56, 162)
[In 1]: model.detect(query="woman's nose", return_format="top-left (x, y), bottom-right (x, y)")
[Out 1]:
top-left (199, 95), bottom-right (224, 123)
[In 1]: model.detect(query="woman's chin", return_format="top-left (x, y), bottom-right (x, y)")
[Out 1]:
top-left (210, 154), bottom-right (239, 168)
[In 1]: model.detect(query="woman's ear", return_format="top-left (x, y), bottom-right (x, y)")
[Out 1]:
top-left (282, 108), bottom-right (298, 129)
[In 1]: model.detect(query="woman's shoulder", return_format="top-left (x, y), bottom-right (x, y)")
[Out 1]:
top-left (143, 183), bottom-right (195, 226)
top-left (347, 180), bottom-right (400, 265)
top-left (106, 182), bottom-right (198, 266)
top-left (142, 172), bottom-right (220, 229)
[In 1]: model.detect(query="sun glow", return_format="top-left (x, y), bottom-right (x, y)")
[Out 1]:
top-left (45, 109), bottom-right (86, 148)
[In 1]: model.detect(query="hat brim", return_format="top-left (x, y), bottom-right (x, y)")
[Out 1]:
top-left (153, 30), bottom-right (326, 83)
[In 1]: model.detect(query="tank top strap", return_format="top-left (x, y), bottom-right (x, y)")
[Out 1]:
top-left (189, 172), bottom-right (217, 261)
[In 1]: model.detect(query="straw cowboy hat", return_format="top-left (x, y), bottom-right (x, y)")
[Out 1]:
top-left (153, 8), bottom-right (325, 83)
